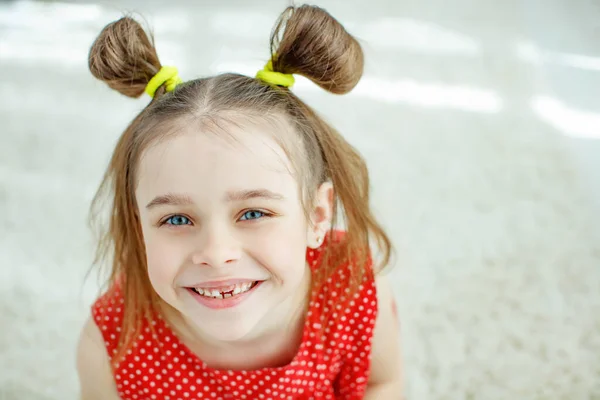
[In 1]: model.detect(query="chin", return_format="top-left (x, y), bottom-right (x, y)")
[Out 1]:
top-left (201, 319), bottom-right (258, 342)
top-left (183, 306), bottom-right (267, 343)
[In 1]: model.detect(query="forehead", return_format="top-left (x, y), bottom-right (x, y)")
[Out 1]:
top-left (136, 119), bottom-right (299, 199)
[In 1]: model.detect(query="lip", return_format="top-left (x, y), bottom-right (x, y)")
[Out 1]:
top-left (187, 281), bottom-right (263, 310)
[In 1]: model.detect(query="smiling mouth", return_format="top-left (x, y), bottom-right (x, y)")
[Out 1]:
top-left (188, 281), bottom-right (260, 300)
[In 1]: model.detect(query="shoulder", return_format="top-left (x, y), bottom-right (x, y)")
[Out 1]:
top-left (91, 285), bottom-right (125, 357)
top-left (367, 274), bottom-right (403, 389)
top-left (92, 284), bottom-right (125, 321)
top-left (330, 275), bottom-right (402, 396)
top-left (76, 316), bottom-right (121, 399)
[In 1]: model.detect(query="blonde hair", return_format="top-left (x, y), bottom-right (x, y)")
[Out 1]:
top-left (88, 5), bottom-right (392, 365)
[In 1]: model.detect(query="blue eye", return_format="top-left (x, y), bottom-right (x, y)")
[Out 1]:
top-left (239, 210), bottom-right (265, 221)
top-left (165, 215), bottom-right (191, 226)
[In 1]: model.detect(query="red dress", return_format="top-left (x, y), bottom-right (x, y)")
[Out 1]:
top-left (92, 243), bottom-right (378, 400)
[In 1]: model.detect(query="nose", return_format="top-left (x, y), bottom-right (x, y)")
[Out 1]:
top-left (191, 225), bottom-right (241, 268)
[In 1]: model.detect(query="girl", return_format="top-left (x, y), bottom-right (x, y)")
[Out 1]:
top-left (77, 5), bottom-right (402, 400)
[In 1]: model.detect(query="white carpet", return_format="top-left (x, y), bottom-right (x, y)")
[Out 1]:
top-left (1, 0), bottom-right (599, 399)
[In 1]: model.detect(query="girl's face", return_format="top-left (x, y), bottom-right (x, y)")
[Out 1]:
top-left (135, 121), bottom-right (314, 343)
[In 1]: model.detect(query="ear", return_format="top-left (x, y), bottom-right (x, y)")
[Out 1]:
top-left (307, 182), bottom-right (334, 249)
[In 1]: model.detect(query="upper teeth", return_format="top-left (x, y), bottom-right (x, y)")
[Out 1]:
top-left (192, 282), bottom-right (255, 299)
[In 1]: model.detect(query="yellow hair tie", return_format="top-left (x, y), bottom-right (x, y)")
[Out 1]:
top-left (145, 66), bottom-right (183, 98)
top-left (255, 60), bottom-right (295, 88)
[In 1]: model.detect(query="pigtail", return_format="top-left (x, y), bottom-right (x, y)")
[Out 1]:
top-left (89, 16), bottom-right (162, 98)
top-left (269, 5), bottom-right (364, 94)
top-left (88, 16), bottom-right (167, 367)
top-left (268, 6), bottom-right (391, 285)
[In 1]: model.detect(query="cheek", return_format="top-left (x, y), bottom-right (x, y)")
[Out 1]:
top-left (250, 214), bottom-right (308, 280)
top-left (142, 226), bottom-right (189, 289)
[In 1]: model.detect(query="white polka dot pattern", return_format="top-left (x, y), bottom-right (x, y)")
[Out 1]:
top-left (91, 231), bottom-right (378, 399)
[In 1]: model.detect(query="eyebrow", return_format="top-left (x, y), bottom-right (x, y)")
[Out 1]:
top-left (145, 189), bottom-right (285, 210)
top-left (145, 193), bottom-right (194, 210)
top-left (225, 189), bottom-right (285, 202)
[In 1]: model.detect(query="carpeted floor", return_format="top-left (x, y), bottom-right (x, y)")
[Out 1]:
top-left (1, 0), bottom-right (599, 399)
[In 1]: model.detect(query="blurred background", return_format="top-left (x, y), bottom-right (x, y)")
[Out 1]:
top-left (1, 0), bottom-right (600, 399)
